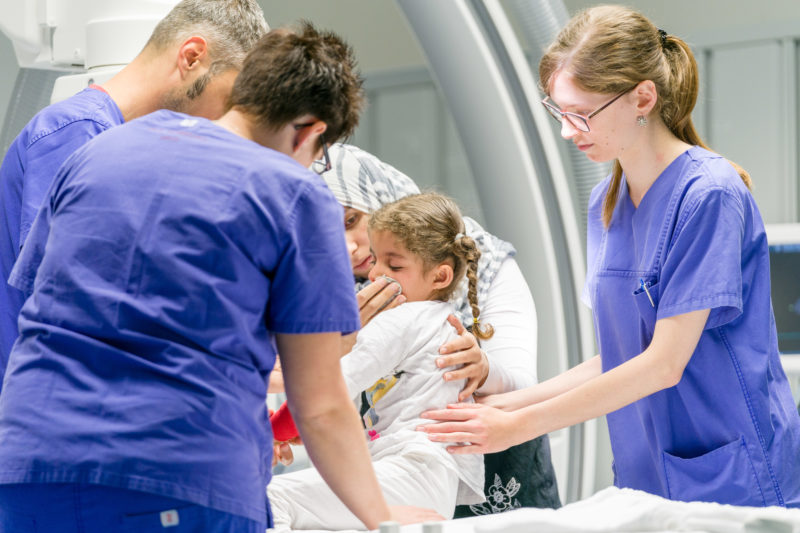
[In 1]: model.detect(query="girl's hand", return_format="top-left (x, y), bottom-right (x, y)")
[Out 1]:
top-left (272, 436), bottom-right (303, 467)
top-left (417, 403), bottom-right (518, 454)
top-left (437, 315), bottom-right (489, 401)
top-left (269, 358), bottom-right (284, 393)
top-left (356, 277), bottom-right (405, 326)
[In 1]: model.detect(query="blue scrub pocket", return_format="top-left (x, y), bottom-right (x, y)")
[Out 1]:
top-left (633, 279), bottom-right (659, 345)
top-left (662, 436), bottom-right (765, 506)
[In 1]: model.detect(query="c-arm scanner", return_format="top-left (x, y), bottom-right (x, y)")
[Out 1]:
top-left (0, 0), bottom-right (178, 103)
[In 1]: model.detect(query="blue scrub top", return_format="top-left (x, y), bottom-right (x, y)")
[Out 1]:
top-left (0, 87), bottom-right (123, 382)
top-left (0, 110), bottom-right (361, 523)
top-left (584, 146), bottom-right (800, 507)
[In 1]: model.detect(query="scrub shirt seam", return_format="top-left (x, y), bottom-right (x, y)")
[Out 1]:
top-left (672, 186), bottom-right (744, 239)
top-left (718, 328), bottom-right (783, 505)
top-left (7, 271), bottom-right (34, 294)
top-left (284, 181), bottom-right (314, 229)
top-left (656, 293), bottom-right (740, 317)
top-left (75, 483), bottom-right (88, 533)
top-left (25, 109), bottom-right (118, 148)
top-left (739, 437), bottom-right (767, 506)
top-left (661, 454), bottom-right (673, 500)
top-left (652, 159), bottom-right (701, 269)
top-left (269, 319), bottom-right (362, 334)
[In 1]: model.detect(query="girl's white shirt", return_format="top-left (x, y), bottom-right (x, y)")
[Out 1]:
top-left (341, 300), bottom-right (485, 505)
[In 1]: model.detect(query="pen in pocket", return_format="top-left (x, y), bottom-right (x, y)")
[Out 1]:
top-left (639, 278), bottom-right (655, 307)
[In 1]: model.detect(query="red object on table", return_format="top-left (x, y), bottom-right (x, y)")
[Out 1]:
top-left (270, 401), bottom-right (299, 442)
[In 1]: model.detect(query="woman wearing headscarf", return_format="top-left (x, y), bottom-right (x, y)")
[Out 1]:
top-left (316, 143), bottom-right (561, 514)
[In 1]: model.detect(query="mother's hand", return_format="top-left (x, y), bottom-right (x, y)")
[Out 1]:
top-left (356, 276), bottom-right (405, 327)
top-left (437, 315), bottom-right (489, 401)
top-left (417, 403), bottom-right (517, 455)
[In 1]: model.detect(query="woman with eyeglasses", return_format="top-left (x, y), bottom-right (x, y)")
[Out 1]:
top-left (419, 4), bottom-right (800, 507)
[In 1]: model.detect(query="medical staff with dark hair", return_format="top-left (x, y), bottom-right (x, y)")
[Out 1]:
top-left (420, 5), bottom-right (800, 508)
top-left (0, 23), bottom-right (440, 531)
top-left (0, 0), bottom-right (270, 384)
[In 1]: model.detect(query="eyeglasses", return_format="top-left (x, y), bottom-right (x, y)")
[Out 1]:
top-left (295, 122), bottom-right (331, 175)
top-left (311, 139), bottom-right (331, 175)
top-left (541, 89), bottom-right (631, 132)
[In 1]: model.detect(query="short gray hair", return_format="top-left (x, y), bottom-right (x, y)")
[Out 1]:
top-left (145, 0), bottom-right (269, 73)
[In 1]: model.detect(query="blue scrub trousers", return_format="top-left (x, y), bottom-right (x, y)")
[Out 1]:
top-left (0, 483), bottom-right (265, 533)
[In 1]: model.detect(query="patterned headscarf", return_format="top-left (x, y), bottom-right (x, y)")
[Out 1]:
top-left (321, 143), bottom-right (420, 213)
top-left (318, 143), bottom-right (516, 328)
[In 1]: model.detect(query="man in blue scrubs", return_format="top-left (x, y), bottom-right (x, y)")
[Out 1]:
top-left (0, 0), bottom-right (269, 385)
top-left (0, 23), bottom-right (432, 532)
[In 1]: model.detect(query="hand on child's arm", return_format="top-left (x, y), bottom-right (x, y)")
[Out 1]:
top-left (418, 402), bottom-right (521, 454)
top-left (437, 315), bottom-right (489, 401)
top-left (474, 390), bottom-right (518, 411)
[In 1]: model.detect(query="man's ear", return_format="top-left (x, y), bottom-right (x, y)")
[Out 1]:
top-left (292, 120), bottom-right (327, 151)
top-left (290, 121), bottom-right (328, 168)
top-left (431, 263), bottom-right (454, 291)
top-left (176, 36), bottom-right (209, 78)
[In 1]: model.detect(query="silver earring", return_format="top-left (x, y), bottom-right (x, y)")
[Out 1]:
top-left (637, 115), bottom-right (648, 127)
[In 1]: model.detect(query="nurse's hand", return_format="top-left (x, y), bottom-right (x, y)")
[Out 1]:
top-left (474, 390), bottom-right (517, 411)
top-left (417, 403), bottom-right (517, 455)
top-left (356, 276), bottom-right (405, 326)
top-left (389, 506), bottom-right (445, 523)
top-left (437, 315), bottom-right (489, 401)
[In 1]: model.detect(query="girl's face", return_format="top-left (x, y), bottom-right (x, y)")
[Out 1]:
top-left (548, 70), bottom-right (635, 163)
top-left (343, 207), bottom-right (373, 278)
top-left (367, 230), bottom-right (450, 303)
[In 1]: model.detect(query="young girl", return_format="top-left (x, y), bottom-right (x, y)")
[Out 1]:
top-left (267, 193), bottom-right (490, 530)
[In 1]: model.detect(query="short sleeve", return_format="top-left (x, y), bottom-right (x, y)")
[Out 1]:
top-left (265, 181), bottom-right (361, 334)
top-left (657, 187), bottom-right (745, 329)
top-left (6, 153), bottom-right (78, 297)
top-left (19, 120), bottom-right (108, 246)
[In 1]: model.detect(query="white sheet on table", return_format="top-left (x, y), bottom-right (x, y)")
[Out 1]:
top-left (270, 486), bottom-right (800, 533)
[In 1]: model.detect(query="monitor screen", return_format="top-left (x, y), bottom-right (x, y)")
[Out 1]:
top-left (767, 224), bottom-right (800, 355)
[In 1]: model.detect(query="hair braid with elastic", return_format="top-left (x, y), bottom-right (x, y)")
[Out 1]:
top-left (455, 235), bottom-right (494, 341)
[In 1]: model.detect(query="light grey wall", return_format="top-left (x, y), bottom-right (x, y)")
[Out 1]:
top-left (258, 0), bottom-right (426, 74)
top-left (0, 35), bottom-right (17, 128)
top-left (566, 0), bottom-right (800, 42)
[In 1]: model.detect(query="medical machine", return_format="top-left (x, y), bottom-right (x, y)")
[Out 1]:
top-left (0, 0), bottom-right (178, 102)
top-left (0, 0), bottom-right (178, 159)
top-left (766, 223), bottom-right (800, 401)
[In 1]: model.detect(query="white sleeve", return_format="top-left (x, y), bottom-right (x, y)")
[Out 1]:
top-left (475, 258), bottom-right (538, 394)
top-left (339, 308), bottom-right (409, 400)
